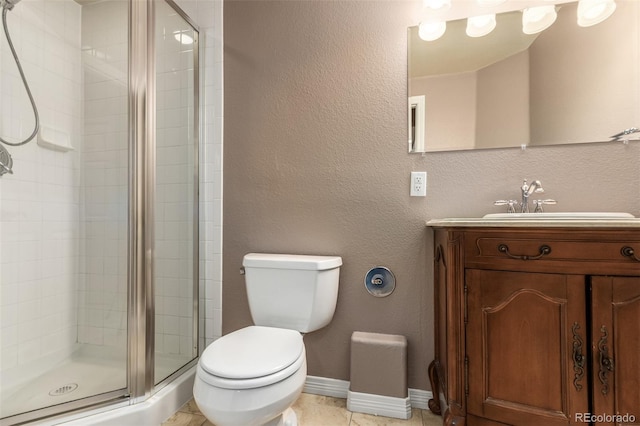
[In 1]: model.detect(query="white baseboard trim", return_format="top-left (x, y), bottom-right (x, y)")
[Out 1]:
top-left (303, 376), bottom-right (433, 411)
top-left (303, 375), bottom-right (350, 399)
top-left (347, 390), bottom-right (411, 420)
top-left (408, 388), bottom-right (432, 410)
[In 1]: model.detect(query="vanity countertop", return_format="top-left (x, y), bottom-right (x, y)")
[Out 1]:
top-left (426, 217), bottom-right (640, 228)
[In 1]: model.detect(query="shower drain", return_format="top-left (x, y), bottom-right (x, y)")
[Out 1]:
top-left (49, 383), bottom-right (78, 396)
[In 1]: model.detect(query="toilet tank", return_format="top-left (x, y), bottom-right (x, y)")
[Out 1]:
top-left (242, 253), bottom-right (342, 333)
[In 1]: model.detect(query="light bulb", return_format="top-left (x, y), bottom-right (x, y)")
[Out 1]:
top-left (419, 21), bottom-right (447, 41)
top-left (577, 0), bottom-right (616, 27)
top-left (522, 5), bottom-right (557, 34)
top-left (466, 14), bottom-right (497, 37)
top-left (423, 0), bottom-right (451, 12)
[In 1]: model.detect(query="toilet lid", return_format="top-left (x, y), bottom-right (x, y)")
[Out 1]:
top-left (200, 326), bottom-right (303, 379)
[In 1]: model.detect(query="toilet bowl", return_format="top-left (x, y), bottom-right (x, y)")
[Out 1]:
top-left (193, 253), bottom-right (342, 426)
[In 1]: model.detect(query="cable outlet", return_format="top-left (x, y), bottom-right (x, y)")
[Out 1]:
top-left (410, 171), bottom-right (427, 197)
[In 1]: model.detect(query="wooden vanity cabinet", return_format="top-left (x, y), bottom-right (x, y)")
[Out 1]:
top-left (427, 227), bottom-right (640, 426)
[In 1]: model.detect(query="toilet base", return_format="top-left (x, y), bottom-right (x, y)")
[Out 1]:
top-left (263, 408), bottom-right (297, 426)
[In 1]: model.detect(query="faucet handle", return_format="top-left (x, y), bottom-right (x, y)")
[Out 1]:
top-left (533, 199), bottom-right (557, 213)
top-left (495, 200), bottom-right (519, 213)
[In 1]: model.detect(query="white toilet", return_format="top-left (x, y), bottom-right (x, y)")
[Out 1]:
top-left (193, 253), bottom-right (342, 426)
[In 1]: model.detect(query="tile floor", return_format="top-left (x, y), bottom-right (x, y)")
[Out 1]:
top-left (162, 393), bottom-right (443, 426)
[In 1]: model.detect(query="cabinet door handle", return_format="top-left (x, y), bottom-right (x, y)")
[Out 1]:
top-left (497, 244), bottom-right (551, 260)
top-left (571, 322), bottom-right (585, 391)
top-left (621, 246), bottom-right (640, 262)
top-left (598, 325), bottom-right (615, 395)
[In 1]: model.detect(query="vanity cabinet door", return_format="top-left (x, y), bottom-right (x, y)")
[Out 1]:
top-left (591, 276), bottom-right (640, 425)
top-left (466, 269), bottom-right (589, 426)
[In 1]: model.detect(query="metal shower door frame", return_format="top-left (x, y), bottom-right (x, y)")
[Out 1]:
top-left (128, 0), bottom-right (200, 403)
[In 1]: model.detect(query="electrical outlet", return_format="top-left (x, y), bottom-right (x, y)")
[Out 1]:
top-left (410, 171), bottom-right (427, 197)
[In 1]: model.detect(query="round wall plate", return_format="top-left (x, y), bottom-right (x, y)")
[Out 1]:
top-left (364, 267), bottom-right (396, 297)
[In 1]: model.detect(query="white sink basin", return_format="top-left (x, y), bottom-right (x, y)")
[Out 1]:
top-left (483, 212), bottom-right (636, 220)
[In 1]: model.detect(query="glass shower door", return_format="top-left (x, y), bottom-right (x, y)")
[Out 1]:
top-left (153, 0), bottom-right (199, 385)
top-left (1, 0), bottom-right (200, 422)
top-left (0, 0), bottom-right (129, 421)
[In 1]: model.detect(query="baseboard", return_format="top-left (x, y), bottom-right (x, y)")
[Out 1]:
top-left (408, 387), bottom-right (432, 410)
top-left (347, 390), bottom-right (411, 419)
top-left (303, 376), bottom-right (433, 410)
top-left (303, 375), bottom-right (350, 399)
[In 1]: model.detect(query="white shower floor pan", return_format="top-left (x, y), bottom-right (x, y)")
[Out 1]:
top-left (1, 344), bottom-right (193, 421)
top-left (1, 344), bottom-right (127, 420)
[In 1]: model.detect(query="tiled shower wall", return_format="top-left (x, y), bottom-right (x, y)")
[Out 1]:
top-left (0, 0), bottom-right (82, 372)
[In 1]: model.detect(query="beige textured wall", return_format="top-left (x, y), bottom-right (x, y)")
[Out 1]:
top-left (223, 0), bottom-right (640, 391)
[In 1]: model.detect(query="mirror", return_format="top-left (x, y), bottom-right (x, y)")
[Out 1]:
top-left (408, 1), bottom-right (639, 153)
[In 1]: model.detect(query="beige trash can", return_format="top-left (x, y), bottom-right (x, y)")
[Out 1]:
top-left (347, 331), bottom-right (410, 419)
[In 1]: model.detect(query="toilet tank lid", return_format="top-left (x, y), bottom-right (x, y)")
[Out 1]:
top-left (243, 253), bottom-right (342, 271)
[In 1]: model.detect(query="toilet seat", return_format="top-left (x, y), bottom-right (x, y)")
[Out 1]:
top-left (198, 326), bottom-right (304, 390)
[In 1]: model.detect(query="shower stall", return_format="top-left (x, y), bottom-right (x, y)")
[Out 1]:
top-left (0, 0), bottom-right (203, 423)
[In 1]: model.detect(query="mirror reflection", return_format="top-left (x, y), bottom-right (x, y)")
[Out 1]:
top-left (408, 1), bottom-right (639, 153)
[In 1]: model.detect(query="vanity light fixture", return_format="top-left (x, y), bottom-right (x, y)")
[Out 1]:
top-left (466, 13), bottom-right (497, 37)
top-left (416, 0), bottom-right (619, 43)
top-left (419, 21), bottom-right (447, 41)
top-left (522, 5), bottom-right (558, 34)
top-left (423, 0), bottom-right (451, 12)
top-left (577, 0), bottom-right (616, 27)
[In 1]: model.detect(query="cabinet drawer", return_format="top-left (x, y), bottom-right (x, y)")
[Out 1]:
top-left (464, 231), bottom-right (640, 271)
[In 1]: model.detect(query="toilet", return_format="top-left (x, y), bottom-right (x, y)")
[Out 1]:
top-left (193, 253), bottom-right (342, 426)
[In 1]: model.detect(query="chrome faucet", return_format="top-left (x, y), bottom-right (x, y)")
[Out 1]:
top-left (520, 179), bottom-right (544, 213)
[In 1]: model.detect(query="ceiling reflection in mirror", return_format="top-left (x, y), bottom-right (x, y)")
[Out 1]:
top-left (408, 1), bottom-right (639, 153)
